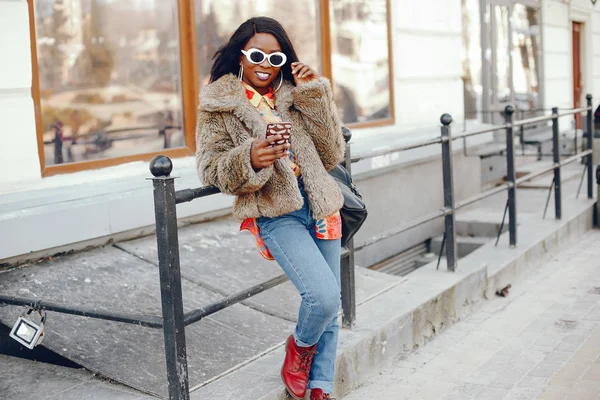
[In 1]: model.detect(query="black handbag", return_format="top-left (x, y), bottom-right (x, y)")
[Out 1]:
top-left (328, 164), bottom-right (368, 248)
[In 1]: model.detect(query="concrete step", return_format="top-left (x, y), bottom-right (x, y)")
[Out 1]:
top-left (0, 354), bottom-right (151, 400)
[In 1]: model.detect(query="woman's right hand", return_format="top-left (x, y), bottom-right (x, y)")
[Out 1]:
top-left (250, 135), bottom-right (291, 170)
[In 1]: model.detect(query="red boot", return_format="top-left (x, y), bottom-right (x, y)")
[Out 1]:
top-left (281, 335), bottom-right (317, 399)
top-left (310, 388), bottom-right (333, 400)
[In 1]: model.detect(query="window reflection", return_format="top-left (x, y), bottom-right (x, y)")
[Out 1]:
top-left (462, 0), bottom-right (483, 122)
top-left (463, 1), bottom-right (542, 126)
top-left (493, 5), bottom-right (511, 109)
top-left (36, 0), bottom-right (185, 166)
top-left (195, 1), bottom-right (321, 87)
top-left (329, 0), bottom-right (391, 124)
top-left (511, 4), bottom-right (540, 117)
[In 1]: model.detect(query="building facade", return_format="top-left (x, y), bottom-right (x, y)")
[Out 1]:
top-left (0, 0), bottom-right (598, 265)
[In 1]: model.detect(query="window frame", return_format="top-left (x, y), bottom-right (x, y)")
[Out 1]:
top-left (29, 0), bottom-right (394, 176)
top-left (321, 0), bottom-right (395, 129)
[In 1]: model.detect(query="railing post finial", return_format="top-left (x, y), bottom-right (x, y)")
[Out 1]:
top-left (342, 126), bottom-right (352, 143)
top-left (504, 104), bottom-right (515, 116)
top-left (440, 114), bottom-right (453, 126)
top-left (150, 155), bottom-right (173, 178)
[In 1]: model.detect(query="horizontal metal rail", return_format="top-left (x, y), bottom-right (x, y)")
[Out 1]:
top-left (556, 107), bottom-right (591, 117)
top-left (511, 106), bottom-right (591, 127)
top-left (176, 186), bottom-right (221, 204)
top-left (453, 124), bottom-right (510, 140)
top-left (353, 208), bottom-right (451, 252)
top-left (183, 274), bottom-right (288, 325)
top-left (455, 183), bottom-right (510, 210)
top-left (0, 295), bottom-right (163, 328)
top-left (511, 114), bottom-right (554, 127)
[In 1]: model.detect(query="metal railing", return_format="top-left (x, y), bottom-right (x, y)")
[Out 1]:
top-left (1, 95), bottom-right (595, 400)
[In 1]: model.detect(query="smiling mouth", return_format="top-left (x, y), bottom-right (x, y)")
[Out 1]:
top-left (256, 72), bottom-right (271, 81)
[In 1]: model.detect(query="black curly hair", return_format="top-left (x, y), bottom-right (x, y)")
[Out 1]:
top-left (210, 17), bottom-right (299, 85)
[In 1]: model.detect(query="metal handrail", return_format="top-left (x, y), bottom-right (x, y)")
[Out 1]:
top-left (173, 106), bottom-right (595, 205)
top-left (0, 295), bottom-right (163, 328)
top-left (3, 95), bottom-right (595, 400)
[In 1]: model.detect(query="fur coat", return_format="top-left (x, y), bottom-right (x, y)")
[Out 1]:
top-left (195, 73), bottom-right (345, 221)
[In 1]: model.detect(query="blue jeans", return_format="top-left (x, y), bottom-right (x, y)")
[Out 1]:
top-left (257, 181), bottom-right (341, 394)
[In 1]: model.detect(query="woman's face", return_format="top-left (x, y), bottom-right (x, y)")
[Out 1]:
top-left (240, 33), bottom-right (283, 94)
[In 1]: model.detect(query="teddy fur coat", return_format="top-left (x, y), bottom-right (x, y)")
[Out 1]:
top-left (195, 73), bottom-right (345, 221)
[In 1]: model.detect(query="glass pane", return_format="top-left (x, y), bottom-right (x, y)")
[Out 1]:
top-left (195, 1), bottom-right (321, 87)
top-left (511, 4), bottom-right (540, 118)
top-left (329, 0), bottom-right (391, 124)
top-left (462, 0), bottom-right (483, 122)
top-left (35, 1), bottom-right (185, 166)
top-left (493, 5), bottom-right (511, 108)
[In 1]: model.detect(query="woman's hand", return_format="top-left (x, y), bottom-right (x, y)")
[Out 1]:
top-left (250, 135), bottom-right (291, 171)
top-left (292, 62), bottom-right (319, 86)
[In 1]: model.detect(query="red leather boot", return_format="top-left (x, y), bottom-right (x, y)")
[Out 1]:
top-left (310, 388), bottom-right (333, 399)
top-left (281, 335), bottom-right (317, 399)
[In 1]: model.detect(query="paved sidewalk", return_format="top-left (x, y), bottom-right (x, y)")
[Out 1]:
top-left (343, 230), bottom-right (600, 400)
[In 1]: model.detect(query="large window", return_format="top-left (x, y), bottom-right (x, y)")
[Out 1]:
top-left (462, 0), bottom-right (483, 123)
top-left (31, 0), bottom-right (189, 173)
top-left (29, 0), bottom-right (393, 176)
top-left (329, 0), bottom-right (393, 125)
top-left (511, 4), bottom-right (540, 116)
top-left (461, 0), bottom-right (541, 126)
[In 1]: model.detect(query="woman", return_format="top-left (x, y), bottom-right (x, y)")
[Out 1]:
top-left (195, 16), bottom-right (345, 400)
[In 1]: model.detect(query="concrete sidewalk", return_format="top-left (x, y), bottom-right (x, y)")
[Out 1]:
top-left (343, 230), bottom-right (600, 400)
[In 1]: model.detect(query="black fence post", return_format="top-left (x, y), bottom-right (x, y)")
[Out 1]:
top-left (504, 105), bottom-right (517, 247)
top-left (440, 114), bottom-right (457, 272)
top-left (586, 94), bottom-right (594, 199)
top-left (149, 156), bottom-right (190, 400)
top-left (340, 127), bottom-right (356, 328)
top-left (552, 107), bottom-right (562, 220)
top-left (596, 165), bottom-right (600, 227)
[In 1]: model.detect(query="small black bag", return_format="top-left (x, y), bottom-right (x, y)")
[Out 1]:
top-left (329, 164), bottom-right (368, 248)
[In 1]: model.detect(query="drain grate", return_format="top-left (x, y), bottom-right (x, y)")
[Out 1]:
top-left (370, 242), bottom-right (430, 276)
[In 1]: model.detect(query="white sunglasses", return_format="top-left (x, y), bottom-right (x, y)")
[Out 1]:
top-left (241, 48), bottom-right (287, 68)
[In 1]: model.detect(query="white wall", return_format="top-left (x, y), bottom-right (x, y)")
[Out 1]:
top-left (542, 0), bottom-right (572, 124)
top-left (0, 0), bottom-right (41, 185)
top-left (390, 0), bottom-right (464, 130)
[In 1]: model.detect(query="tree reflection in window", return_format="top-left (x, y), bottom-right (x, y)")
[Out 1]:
top-left (35, 0), bottom-right (185, 166)
top-left (512, 4), bottom-right (540, 119)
